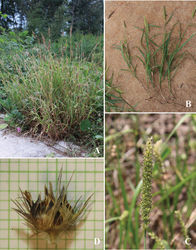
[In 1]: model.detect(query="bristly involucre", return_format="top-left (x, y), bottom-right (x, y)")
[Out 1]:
top-left (141, 137), bottom-right (153, 229)
top-left (12, 168), bottom-right (92, 244)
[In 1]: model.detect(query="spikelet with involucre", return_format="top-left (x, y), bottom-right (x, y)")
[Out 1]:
top-left (12, 168), bottom-right (92, 244)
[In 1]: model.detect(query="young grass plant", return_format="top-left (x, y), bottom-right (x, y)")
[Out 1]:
top-left (105, 69), bottom-right (138, 112)
top-left (118, 7), bottom-right (196, 103)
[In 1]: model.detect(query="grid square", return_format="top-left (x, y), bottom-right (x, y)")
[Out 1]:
top-left (0, 240), bottom-right (8, 248)
top-left (0, 173), bottom-right (8, 182)
top-left (0, 182), bottom-right (8, 191)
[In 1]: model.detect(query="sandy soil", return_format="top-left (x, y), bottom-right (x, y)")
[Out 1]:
top-left (0, 121), bottom-right (87, 158)
top-left (105, 1), bottom-right (196, 112)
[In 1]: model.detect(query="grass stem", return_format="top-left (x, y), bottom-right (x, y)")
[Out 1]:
top-left (144, 228), bottom-right (147, 249)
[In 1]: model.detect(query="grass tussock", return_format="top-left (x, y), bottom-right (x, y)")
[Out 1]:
top-left (0, 51), bottom-right (102, 140)
top-left (0, 33), bottom-right (103, 155)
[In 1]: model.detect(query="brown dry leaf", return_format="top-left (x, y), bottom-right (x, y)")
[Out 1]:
top-left (186, 208), bottom-right (196, 229)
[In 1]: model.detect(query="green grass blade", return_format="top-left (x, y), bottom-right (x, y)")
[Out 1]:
top-left (124, 180), bottom-right (143, 248)
top-left (155, 171), bottom-right (196, 205)
top-left (106, 181), bottom-right (120, 213)
top-left (105, 129), bottom-right (133, 143)
top-left (163, 6), bottom-right (167, 21)
top-left (118, 166), bottom-right (129, 210)
top-left (136, 55), bottom-right (145, 66)
top-left (165, 10), bottom-right (175, 26)
top-left (192, 7), bottom-right (196, 18)
top-left (165, 114), bottom-right (190, 144)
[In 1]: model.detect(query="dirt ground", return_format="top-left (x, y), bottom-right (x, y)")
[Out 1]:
top-left (105, 1), bottom-right (196, 112)
top-left (0, 129), bottom-right (88, 157)
top-left (0, 115), bottom-right (88, 157)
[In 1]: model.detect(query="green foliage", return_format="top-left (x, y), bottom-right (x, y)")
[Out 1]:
top-left (66, 0), bottom-right (103, 35)
top-left (0, 3), bottom-right (17, 30)
top-left (80, 119), bottom-right (91, 132)
top-left (3, 110), bottom-right (24, 128)
top-left (0, 30), bottom-right (35, 112)
top-left (0, 30), bottom-right (34, 53)
top-left (3, 0), bottom-right (103, 40)
top-left (51, 33), bottom-right (103, 64)
top-left (25, 0), bottom-right (65, 40)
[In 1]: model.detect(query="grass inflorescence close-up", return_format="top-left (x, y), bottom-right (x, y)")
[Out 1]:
top-left (105, 114), bottom-right (196, 249)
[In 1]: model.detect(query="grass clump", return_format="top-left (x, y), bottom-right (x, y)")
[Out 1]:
top-left (0, 46), bottom-right (103, 153)
top-left (118, 7), bottom-right (196, 103)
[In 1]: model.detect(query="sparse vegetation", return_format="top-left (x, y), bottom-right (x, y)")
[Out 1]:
top-left (105, 71), bottom-right (138, 112)
top-left (116, 7), bottom-right (196, 104)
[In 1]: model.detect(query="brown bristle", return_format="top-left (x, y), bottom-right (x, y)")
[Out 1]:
top-left (12, 168), bottom-right (93, 244)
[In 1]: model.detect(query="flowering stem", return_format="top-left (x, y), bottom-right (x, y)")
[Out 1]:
top-left (144, 228), bottom-right (147, 249)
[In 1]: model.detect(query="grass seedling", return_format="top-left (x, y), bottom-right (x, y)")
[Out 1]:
top-left (118, 7), bottom-right (196, 103)
top-left (105, 69), bottom-right (138, 112)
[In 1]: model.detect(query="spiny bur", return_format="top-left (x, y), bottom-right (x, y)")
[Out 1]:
top-left (12, 168), bottom-right (93, 244)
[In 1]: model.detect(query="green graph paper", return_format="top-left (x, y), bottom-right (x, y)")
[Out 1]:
top-left (0, 158), bottom-right (104, 250)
